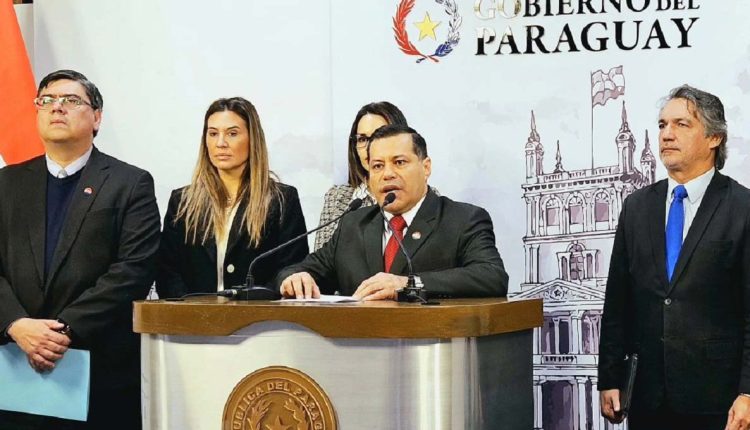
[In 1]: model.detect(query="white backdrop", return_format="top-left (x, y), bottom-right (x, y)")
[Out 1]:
top-left (28, 0), bottom-right (750, 288)
top-left (32, 0), bottom-right (335, 243)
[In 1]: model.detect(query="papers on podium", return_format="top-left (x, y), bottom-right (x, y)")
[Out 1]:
top-left (0, 343), bottom-right (90, 421)
top-left (280, 294), bottom-right (359, 303)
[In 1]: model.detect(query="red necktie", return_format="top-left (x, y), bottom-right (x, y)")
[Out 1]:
top-left (384, 215), bottom-right (407, 273)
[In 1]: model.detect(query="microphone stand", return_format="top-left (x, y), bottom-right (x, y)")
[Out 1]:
top-left (222, 198), bottom-right (364, 300)
top-left (379, 193), bottom-right (428, 303)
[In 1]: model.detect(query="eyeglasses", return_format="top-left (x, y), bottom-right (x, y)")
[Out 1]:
top-left (33, 95), bottom-right (93, 110)
top-left (351, 135), bottom-right (370, 149)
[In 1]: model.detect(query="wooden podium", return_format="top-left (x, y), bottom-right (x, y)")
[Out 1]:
top-left (134, 297), bottom-right (542, 430)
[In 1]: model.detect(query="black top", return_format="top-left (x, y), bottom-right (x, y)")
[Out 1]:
top-left (156, 183), bottom-right (309, 298)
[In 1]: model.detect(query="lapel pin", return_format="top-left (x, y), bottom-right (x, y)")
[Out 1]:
top-left (411, 231), bottom-right (422, 240)
top-left (83, 187), bottom-right (93, 195)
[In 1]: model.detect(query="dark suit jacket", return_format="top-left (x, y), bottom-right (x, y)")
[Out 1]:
top-left (599, 172), bottom-right (750, 414)
top-left (0, 147), bottom-right (161, 428)
top-left (277, 190), bottom-right (508, 298)
top-left (156, 183), bottom-right (308, 297)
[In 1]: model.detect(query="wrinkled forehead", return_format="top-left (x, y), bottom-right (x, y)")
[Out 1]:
top-left (659, 97), bottom-right (701, 122)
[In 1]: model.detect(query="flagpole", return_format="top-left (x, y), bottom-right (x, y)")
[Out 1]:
top-left (590, 71), bottom-right (595, 172)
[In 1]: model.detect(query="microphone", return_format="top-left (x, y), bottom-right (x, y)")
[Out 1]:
top-left (379, 192), bottom-right (427, 303)
top-left (220, 198), bottom-right (364, 300)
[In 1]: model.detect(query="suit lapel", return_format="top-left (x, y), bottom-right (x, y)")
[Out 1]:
top-left (224, 201), bottom-right (248, 259)
top-left (203, 238), bottom-right (218, 263)
top-left (206, 198), bottom-right (252, 264)
top-left (667, 172), bottom-right (727, 293)
top-left (46, 148), bottom-right (109, 289)
top-left (390, 191), bottom-right (438, 274)
top-left (364, 211), bottom-right (385, 274)
top-left (22, 158), bottom-right (47, 286)
top-left (647, 180), bottom-right (669, 290)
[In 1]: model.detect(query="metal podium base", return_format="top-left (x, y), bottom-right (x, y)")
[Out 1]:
top-left (141, 321), bottom-right (533, 429)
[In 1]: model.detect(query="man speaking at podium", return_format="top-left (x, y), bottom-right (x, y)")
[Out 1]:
top-left (278, 124), bottom-right (508, 301)
top-left (0, 70), bottom-right (160, 429)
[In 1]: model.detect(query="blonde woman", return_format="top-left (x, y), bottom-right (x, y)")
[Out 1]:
top-left (156, 97), bottom-right (307, 298)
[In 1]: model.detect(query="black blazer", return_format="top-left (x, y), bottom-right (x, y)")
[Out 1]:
top-left (599, 172), bottom-right (750, 414)
top-left (156, 183), bottom-right (308, 298)
top-left (277, 190), bottom-right (508, 298)
top-left (0, 147), bottom-right (161, 426)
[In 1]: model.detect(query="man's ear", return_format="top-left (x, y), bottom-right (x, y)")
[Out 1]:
top-left (93, 110), bottom-right (102, 135)
top-left (422, 157), bottom-right (431, 180)
top-left (707, 134), bottom-right (721, 150)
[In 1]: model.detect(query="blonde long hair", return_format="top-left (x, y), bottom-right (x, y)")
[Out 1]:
top-left (176, 97), bottom-right (281, 247)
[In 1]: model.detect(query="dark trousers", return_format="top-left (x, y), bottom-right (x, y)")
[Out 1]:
top-left (0, 411), bottom-right (87, 430)
top-left (629, 403), bottom-right (727, 430)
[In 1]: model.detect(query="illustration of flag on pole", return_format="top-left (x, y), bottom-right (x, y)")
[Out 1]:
top-left (589, 65), bottom-right (626, 170)
top-left (591, 66), bottom-right (626, 107)
top-left (0, 0), bottom-right (43, 166)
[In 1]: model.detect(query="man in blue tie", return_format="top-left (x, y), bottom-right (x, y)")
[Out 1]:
top-left (598, 85), bottom-right (750, 430)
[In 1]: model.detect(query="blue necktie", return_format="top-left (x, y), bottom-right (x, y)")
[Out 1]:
top-left (666, 185), bottom-right (688, 282)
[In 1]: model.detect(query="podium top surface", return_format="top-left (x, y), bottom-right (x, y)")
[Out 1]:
top-left (133, 297), bottom-right (542, 339)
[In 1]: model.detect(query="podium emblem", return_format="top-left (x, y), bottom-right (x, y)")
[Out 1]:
top-left (223, 366), bottom-right (337, 430)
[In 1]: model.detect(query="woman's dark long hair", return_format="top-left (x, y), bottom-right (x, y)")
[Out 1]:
top-left (346, 102), bottom-right (408, 187)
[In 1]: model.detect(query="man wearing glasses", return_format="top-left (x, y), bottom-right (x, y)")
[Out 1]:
top-left (0, 70), bottom-right (160, 429)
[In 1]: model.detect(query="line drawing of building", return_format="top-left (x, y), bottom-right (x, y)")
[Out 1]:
top-left (512, 102), bottom-right (656, 430)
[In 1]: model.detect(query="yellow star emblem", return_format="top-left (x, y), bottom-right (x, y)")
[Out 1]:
top-left (414, 12), bottom-right (441, 41)
top-left (264, 415), bottom-right (292, 430)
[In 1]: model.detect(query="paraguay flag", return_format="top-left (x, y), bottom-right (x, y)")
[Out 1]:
top-left (0, 0), bottom-right (43, 167)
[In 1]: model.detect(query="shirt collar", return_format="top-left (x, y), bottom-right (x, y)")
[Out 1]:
top-left (45, 146), bottom-right (93, 178)
top-left (667, 167), bottom-right (715, 204)
top-left (383, 192), bottom-right (427, 229)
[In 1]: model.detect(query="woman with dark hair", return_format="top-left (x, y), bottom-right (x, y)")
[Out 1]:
top-left (313, 101), bottom-right (408, 250)
top-left (156, 97), bottom-right (308, 298)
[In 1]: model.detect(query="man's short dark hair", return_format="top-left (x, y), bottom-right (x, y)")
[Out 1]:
top-left (38, 70), bottom-right (103, 111)
top-left (368, 124), bottom-right (428, 160)
top-left (662, 84), bottom-right (727, 170)
top-left (38, 69), bottom-right (104, 137)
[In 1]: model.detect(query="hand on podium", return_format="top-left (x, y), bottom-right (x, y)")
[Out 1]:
top-left (280, 272), bottom-right (321, 299)
top-left (353, 272), bottom-right (406, 301)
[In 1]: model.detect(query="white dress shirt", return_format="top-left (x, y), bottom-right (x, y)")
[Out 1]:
top-left (665, 167), bottom-right (715, 240)
top-left (45, 146), bottom-right (93, 178)
top-left (216, 204), bottom-right (240, 292)
top-left (382, 193), bottom-right (426, 254)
